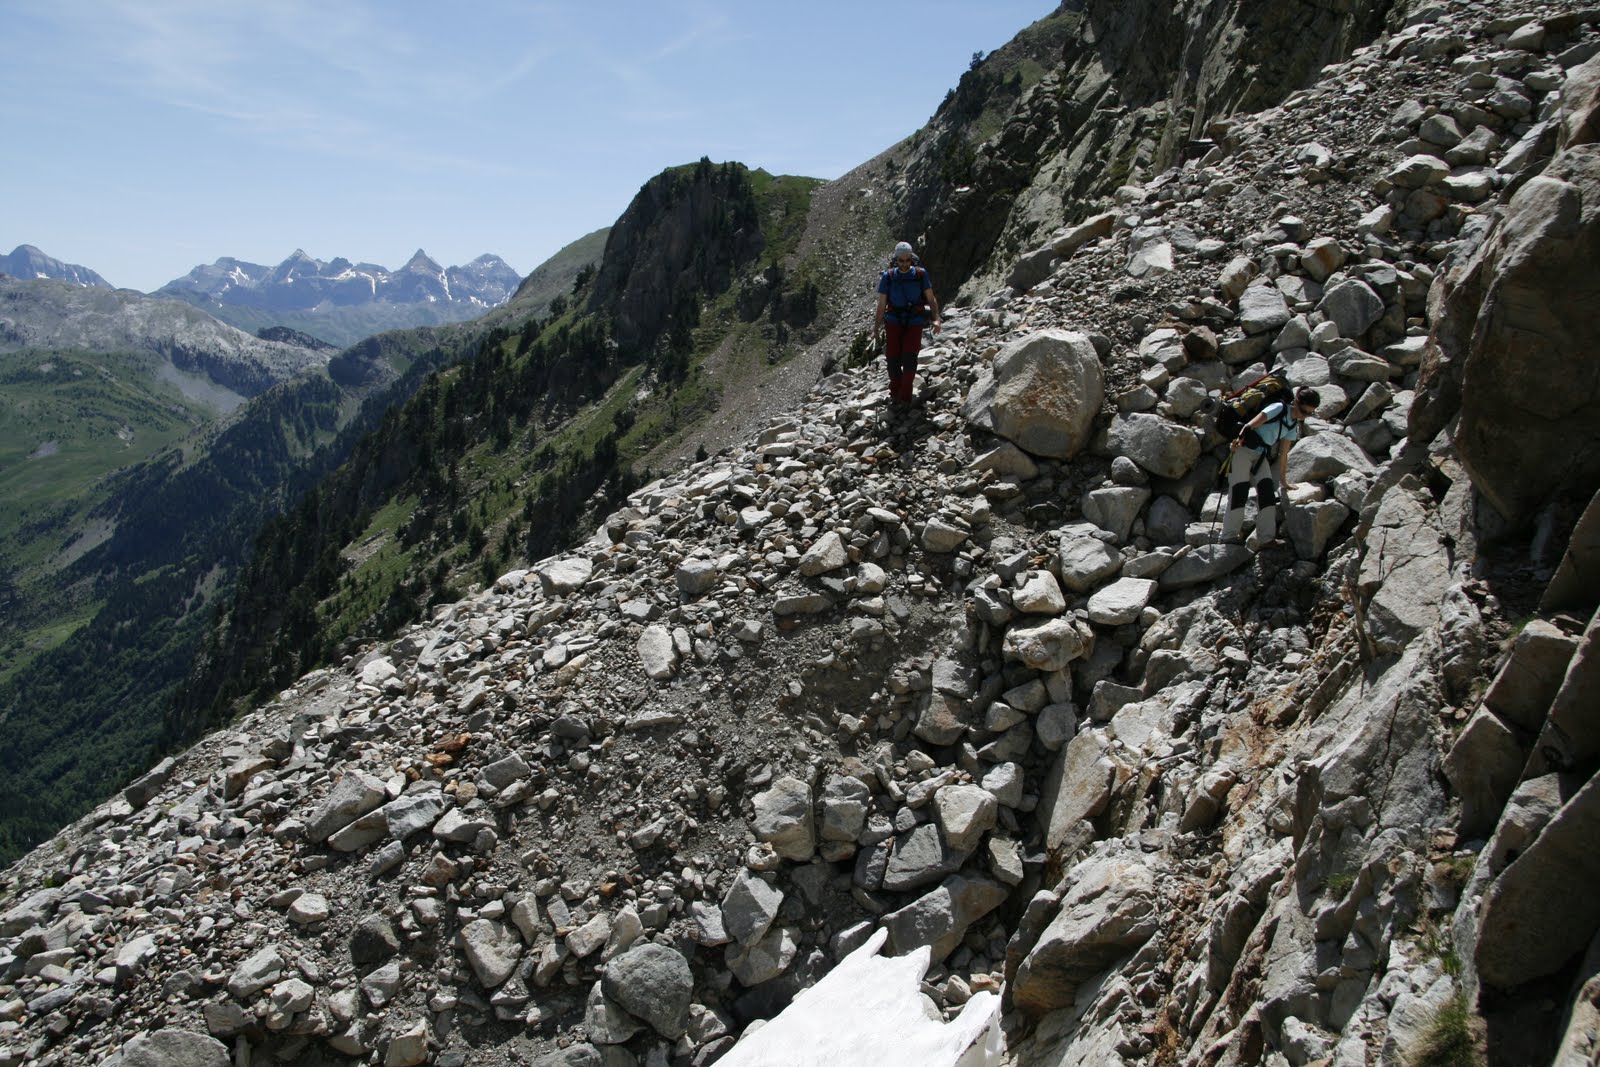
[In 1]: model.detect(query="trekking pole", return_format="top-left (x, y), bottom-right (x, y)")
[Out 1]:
top-left (1211, 451), bottom-right (1232, 546)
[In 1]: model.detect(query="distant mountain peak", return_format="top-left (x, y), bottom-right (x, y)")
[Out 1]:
top-left (1, 244), bottom-right (113, 289)
top-left (154, 248), bottom-right (524, 346)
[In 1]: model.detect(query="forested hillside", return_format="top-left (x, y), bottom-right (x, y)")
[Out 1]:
top-left (175, 161), bottom-right (827, 742)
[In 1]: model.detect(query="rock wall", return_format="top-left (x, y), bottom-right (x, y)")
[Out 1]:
top-left (896, 0), bottom-right (1401, 298)
top-left (1414, 48), bottom-right (1600, 524)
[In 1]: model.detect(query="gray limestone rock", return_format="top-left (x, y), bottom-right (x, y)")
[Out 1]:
top-left (534, 557), bottom-right (593, 596)
top-left (675, 558), bottom-right (721, 597)
top-left (962, 330), bottom-right (1106, 460)
top-left (1013, 569), bottom-right (1067, 615)
top-left (1087, 578), bottom-right (1157, 626)
top-left (1238, 281), bottom-right (1292, 335)
top-left (381, 793), bottom-right (444, 840)
top-left (1004, 617), bottom-right (1094, 672)
top-left (1476, 773), bottom-right (1600, 987)
top-left (1108, 414), bottom-right (1202, 480)
top-left (123, 757), bottom-right (177, 811)
top-left (602, 943), bottom-right (694, 1039)
top-left (227, 946), bottom-right (284, 1000)
top-left (1360, 489), bottom-right (1451, 655)
top-left (1317, 277), bottom-right (1386, 340)
top-left (750, 776), bottom-right (815, 861)
top-left (584, 982), bottom-right (644, 1045)
top-left (1037, 731), bottom-right (1115, 850)
top-left (118, 1030), bottom-right (231, 1067)
top-left (1484, 619), bottom-right (1580, 732)
top-left (1444, 708), bottom-right (1527, 837)
top-left (1052, 212), bottom-right (1117, 257)
top-left (1082, 486), bottom-right (1152, 542)
top-left (1058, 527), bottom-right (1125, 592)
top-left (721, 871), bottom-right (783, 947)
top-left (305, 772), bottom-right (388, 843)
top-left (1284, 499), bottom-right (1351, 559)
top-left (1012, 856), bottom-right (1159, 1016)
top-left (725, 925), bottom-right (798, 987)
top-left (883, 822), bottom-right (963, 893)
top-left (819, 775), bottom-right (871, 843)
top-left (459, 919), bottom-right (524, 988)
top-left (933, 784), bottom-right (998, 851)
top-left (798, 531), bottom-right (850, 576)
top-left (881, 875), bottom-right (1009, 960)
top-left (1158, 544), bottom-right (1253, 589)
top-left (637, 624), bottom-right (677, 680)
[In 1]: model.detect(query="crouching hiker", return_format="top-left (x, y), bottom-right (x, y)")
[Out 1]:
top-left (874, 241), bottom-right (941, 406)
top-left (1222, 386), bottom-right (1320, 545)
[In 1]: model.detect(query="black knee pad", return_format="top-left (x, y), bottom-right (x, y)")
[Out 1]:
top-left (1257, 479), bottom-right (1278, 508)
top-left (1230, 482), bottom-right (1251, 509)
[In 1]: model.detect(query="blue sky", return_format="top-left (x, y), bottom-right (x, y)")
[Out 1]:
top-left (3, 1), bottom-right (1057, 293)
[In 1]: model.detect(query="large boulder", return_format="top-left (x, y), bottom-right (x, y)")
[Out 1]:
top-left (1037, 731), bottom-right (1116, 850)
top-left (1317, 276), bottom-right (1386, 340)
top-left (1087, 578), bottom-right (1157, 626)
top-left (459, 919), bottom-right (523, 989)
top-left (933, 785), bottom-right (998, 852)
top-left (883, 823), bottom-right (964, 893)
top-left (603, 944), bottom-right (693, 1039)
top-left (118, 1030), bottom-right (231, 1067)
top-left (305, 772), bottom-right (388, 843)
top-left (1107, 414), bottom-right (1202, 480)
top-left (1082, 486), bottom-right (1151, 542)
top-left (882, 875), bottom-right (1009, 960)
top-left (534, 556), bottom-right (593, 596)
top-left (1476, 773), bottom-right (1600, 988)
top-left (1057, 526), bottom-right (1124, 592)
top-left (1003, 617), bottom-right (1094, 672)
top-left (1483, 619), bottom-right (1580, 732)
top-left (1238, 281), bottom-right (1292, 335)
top-left (1011, 857), bottom-right (1159, 1016)
top-left (1284, 433), bottom-right (1375, 483)
top-left (963, 330), bottom-right (1105, 460)
top-left (722, 871), bottom-right (784, 947)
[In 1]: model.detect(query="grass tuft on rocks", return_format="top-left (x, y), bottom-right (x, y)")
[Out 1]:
top-left (1411, 991), bottom-right (1481, 1067)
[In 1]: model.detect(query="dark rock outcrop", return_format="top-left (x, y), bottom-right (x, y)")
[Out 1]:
top-left (587, 160), bottom-right (766, 356)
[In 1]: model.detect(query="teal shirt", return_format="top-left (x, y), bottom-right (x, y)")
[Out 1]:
top-left (1253, 402), bottom-right (1301, 447)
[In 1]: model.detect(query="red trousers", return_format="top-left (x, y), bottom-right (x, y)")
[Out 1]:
top-left (885, 322), bottom-right (923, 401)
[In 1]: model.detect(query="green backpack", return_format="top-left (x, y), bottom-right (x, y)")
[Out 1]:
top-left (1216, 373), bottom-right (1292, 442)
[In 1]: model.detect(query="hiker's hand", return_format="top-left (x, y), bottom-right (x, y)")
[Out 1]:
top-left (932, 321), bottom-right (942, 335)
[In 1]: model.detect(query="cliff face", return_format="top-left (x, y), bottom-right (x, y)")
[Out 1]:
top-left (894, 0), bottom-right (1400, 298)
top-left (4, 4), bottom-right (1600, 1067)
top-left (588, 160), bottom-right (766, 356)
top-left (1415, 56), bottom-right (1600, 523)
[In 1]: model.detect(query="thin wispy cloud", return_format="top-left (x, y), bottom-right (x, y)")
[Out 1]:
top-left (652, 10), bottom-right (738, 61)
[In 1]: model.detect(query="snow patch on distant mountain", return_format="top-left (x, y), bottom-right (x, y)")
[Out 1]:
top-left (1, 244), bottom-right (114, 289)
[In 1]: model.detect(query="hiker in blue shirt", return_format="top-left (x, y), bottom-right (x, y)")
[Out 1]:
top-left (1221, 386), bottom-right (1320, 546)
top-left (873, 241), bottom-right (941, 406)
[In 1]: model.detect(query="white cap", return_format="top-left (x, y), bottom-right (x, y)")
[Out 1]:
top-left (894, 241), bottom-right (914, 257)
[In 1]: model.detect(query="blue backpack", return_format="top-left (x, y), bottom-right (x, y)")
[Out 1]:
top-left (881, 260), bottom-right (930, 322)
